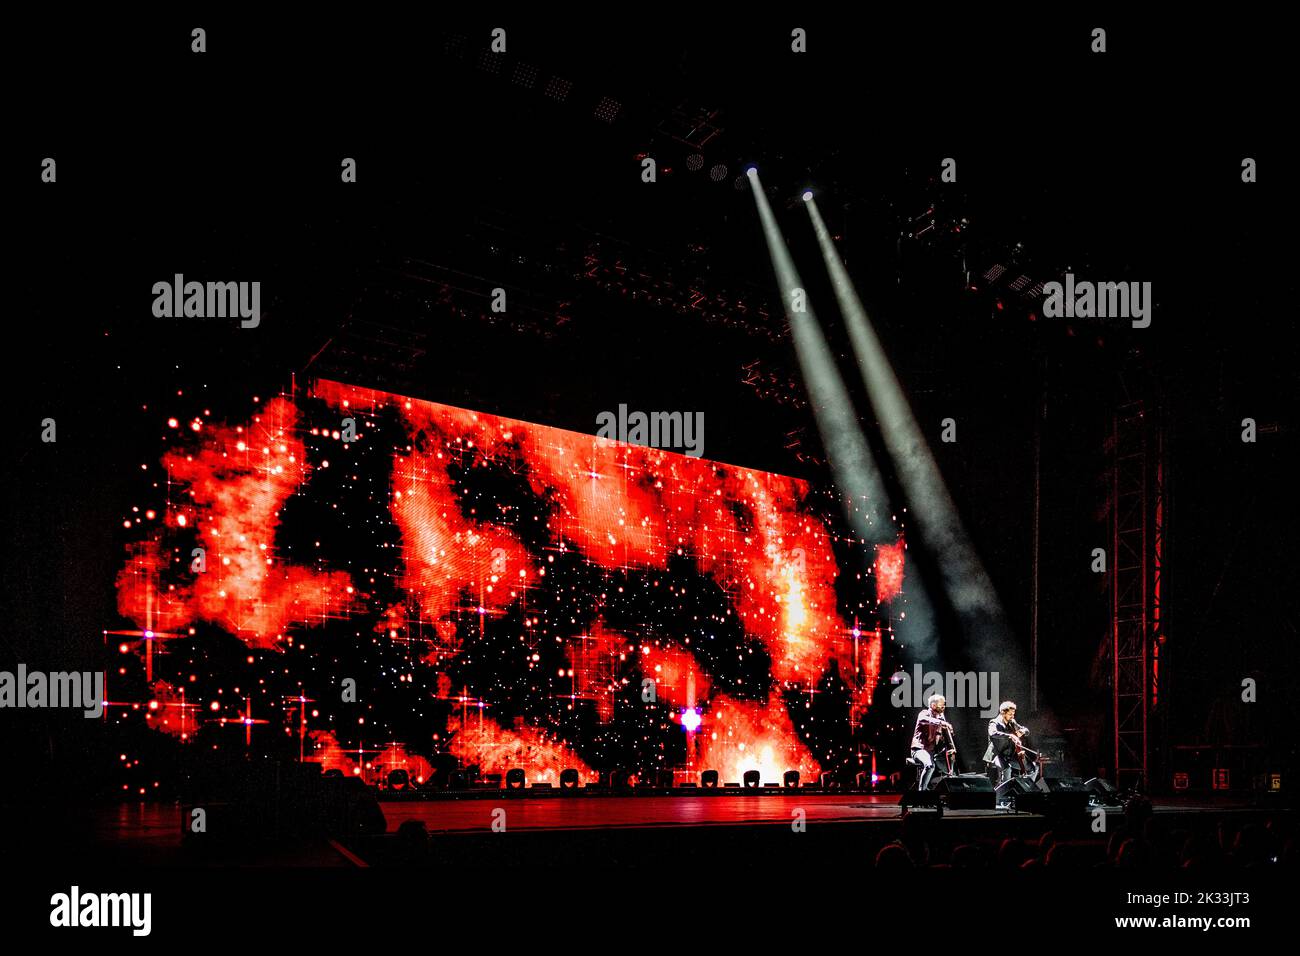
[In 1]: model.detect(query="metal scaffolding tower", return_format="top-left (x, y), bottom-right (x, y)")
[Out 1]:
top-left (1110, 400), bottom-right (1167, 791)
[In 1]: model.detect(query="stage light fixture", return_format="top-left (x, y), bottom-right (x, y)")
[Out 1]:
top-left (544, 76), bottom-right (573, 102)
top-left (594, 95), bottom-right (622, 123)
top-left (746, 167), bottom-right (893, 547)
top-left (512, 62), bottom-right (539, 88)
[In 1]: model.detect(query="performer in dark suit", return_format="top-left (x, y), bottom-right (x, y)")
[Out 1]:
top-left (910, 694), bottom-right (957, 791)
top-left (984, 700), bottom-right (1034, 787)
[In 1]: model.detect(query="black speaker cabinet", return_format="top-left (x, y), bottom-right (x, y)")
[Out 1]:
top-left (936, 773), bottom-right (996, 810)
top-left (1086, 777), bottom-right (1122, 805)
top-left (899, 789), bottom-right (944, 814)
top-left (1018, 776), bottom-right (1090, 815)
top-left (996, 776), bottom-right (1038, 808)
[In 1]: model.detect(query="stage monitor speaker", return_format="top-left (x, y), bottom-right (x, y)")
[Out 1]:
top-left (936, 774), bottom-right (996, 810)
top-left (900, 790), bottom-right (944, 815)
top-left (1086, 777), bottom-right (1122, 805)
top-left (1019, 776), bottom-right (1090, 815)
top-left (997, 777), bottom-right (1037, 795)
top-left (996, 776), bottom-right (1037, 808)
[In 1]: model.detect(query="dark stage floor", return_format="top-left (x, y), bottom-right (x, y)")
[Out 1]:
top-left (379, 792), bottom-right (1277, 833)
top-left (381, 792), bottom-right (1047, 833)
top-left (66, 791), bottom-right (1286, 868)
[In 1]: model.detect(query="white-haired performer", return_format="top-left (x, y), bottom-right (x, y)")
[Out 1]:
top-left (910, 694), bottom-right (957, 791)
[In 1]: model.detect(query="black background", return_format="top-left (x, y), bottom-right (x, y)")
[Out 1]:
top-left (2, 9), bottom-right (1294, 933)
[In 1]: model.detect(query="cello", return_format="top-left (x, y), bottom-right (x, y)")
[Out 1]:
top-left (993, 724), bottom-right (1042, 782)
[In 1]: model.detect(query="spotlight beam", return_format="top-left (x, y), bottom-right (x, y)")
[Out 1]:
top-left (748, 171), bottom-right (891, 546)
top-left (805, 196), bottom-right (1029, 689)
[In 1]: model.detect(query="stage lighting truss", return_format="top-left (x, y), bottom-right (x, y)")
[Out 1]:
top-left (443, 33), bottom-right (469, 60)
top-left (544, 76), bottom-right (573, 102)
top-left (594, 96), bottom-right (622, 123)
top-left (512, 62), bottom-right (539, 88)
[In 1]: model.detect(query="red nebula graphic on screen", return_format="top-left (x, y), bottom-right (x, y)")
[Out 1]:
top-left (564, 620), bottom-right (635, 723)
top-left (144, 680), bottom-right (194, 739)
top-left (875, 538), bottom-right (906, 604)
top-left (387, 434), bottom-right (532, 637)
top-left (117, 380), bottom-right (887, 783)
top-left (315, 378), bottom-right (878, 782)
top-left (695, 694), bottom-right (823, 784)
top-left (117, 397), bottom-right (356, 648)
top-left (116, 540), bottom-right (191, 637)
top-left (315, 379), bottom-right (880, 707)
top-left (373, 743), bottom-right (434, 786)
top-left (646, 644), bottom-right (712, 710)
top-left (308, 730), bottom-right (359, 776)
top-left (447, 712), bottom-right (597, 784)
